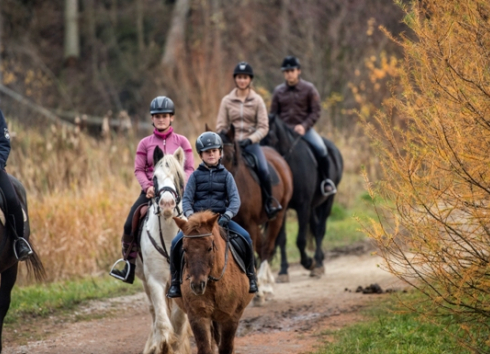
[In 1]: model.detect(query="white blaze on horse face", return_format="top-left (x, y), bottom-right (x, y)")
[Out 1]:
top-left (158, 176), bottom-right (177, 217)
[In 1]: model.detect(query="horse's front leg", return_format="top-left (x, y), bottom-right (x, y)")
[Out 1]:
top-left (310, 202), bottom-right (332, 277)
top-left (188, 315), bottom-right (213, 354)
top-left (296, 207), bottom-right (315, 271)
top-left (218, 320), bottom-right (240, 354)
top-left (143, 268), bottom-right (176, 354)
top-left (0, 264), bottom-right (18, 354)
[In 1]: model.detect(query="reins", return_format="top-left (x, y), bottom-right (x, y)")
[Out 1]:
top-left (146, 183), bottom-right (184, 263)
top-left (183, 230), bottom-right (230, 282)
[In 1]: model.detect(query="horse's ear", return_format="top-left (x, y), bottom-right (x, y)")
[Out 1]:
top-left (226, 124), bottom-right (235, 142)
top-left (153, 145), bottom-right (164, 166)
top-left (173, 147), bottom-right (185, 167)
top-left (173, 216), bottom-right (187, 231)
top-left (208, 213), bottom-right (220, 228)
top-left (204, 123), bottom-right (212, 132)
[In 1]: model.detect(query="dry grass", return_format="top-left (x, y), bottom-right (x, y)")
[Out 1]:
top-left (6, 121), bottom-right (140, 284)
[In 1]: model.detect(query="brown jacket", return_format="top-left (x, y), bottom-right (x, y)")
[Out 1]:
top-left (270, 79), bottom-right (321, 131)
top-left (216, 88), bottom-right (269, 144)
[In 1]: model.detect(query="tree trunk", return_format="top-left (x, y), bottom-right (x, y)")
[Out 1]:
top-left (64, 0), bottom-right (80, 66)
top-left (281, 0), bottom-right (290, 55)
top-left (162, 0), bottom-right (191, 67)
top-left (136, 0), bottom-right (144, 53)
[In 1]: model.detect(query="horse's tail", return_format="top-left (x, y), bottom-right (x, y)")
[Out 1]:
top-left (24, 244), bottom-right (46, 282)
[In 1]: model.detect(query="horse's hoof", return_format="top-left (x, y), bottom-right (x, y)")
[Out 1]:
top-left (253, 294), bottom-right (266, 307)
top-left (309, 266), bottom-right (325, 278)
top-left (275, 274), bottom-right (289, 283)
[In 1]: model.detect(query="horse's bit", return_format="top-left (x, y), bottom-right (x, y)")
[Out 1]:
top-left (183, 231), bottom-right (230, 282)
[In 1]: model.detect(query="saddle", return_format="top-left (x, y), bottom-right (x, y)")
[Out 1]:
top-left (227, 230), bottom-right (248, 274)
top-left (241, 150), bottom-right (280, 186)
top-left (127, 203), bottom-right (149, 257)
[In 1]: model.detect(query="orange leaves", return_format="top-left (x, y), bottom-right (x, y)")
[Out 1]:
top-left (361, 0), bottom-right (490, 349)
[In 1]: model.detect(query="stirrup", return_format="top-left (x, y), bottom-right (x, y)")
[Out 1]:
top-left (265, 197), bottom-right (282, 219)
top-left (321, 179), bottom-right (337, 197)
top-left (109, 259), bottom-right (131, 281)
top-left (13, 238), bottom-right (33, 261)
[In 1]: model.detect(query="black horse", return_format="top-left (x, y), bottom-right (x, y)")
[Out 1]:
top-left (262, 114), bottom-right (343, 281)
top-left (0, 175), bottom-right (44, 353)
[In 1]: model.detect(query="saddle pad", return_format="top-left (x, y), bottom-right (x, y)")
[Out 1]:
top-left (228, 232), bottom-right (248, 274)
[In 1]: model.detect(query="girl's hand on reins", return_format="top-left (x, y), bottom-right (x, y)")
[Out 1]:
top-left (146, 186), bottom-right (155, 198)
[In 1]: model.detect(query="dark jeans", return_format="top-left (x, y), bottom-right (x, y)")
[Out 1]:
top-left (0, 169), bottom-right (23, 238)
top-left (171, 219), bottom-right (252, 249)
top-left (123, 191), bottom-right (151, 236)
top-left (243, 143), bottom-right (270, 185)
top-left (303, 128), bottom-right (327, 158)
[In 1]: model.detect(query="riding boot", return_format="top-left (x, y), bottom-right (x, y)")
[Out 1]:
top-left (9, 214), bottom-right (32, 261)
top-left (167, 239), bottom-right (183, 298)
top-left (109, 234), bottom-right (136, 284)
top-left (261, 177), bottom-right (282, 220)
top-left (245, 242), bottom-right (258, 294)
top-left (317, 155), bottom-right (337, 197)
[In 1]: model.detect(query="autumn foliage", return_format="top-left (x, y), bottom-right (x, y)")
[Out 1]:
top-left (363, 0), bottom-right (490, 350)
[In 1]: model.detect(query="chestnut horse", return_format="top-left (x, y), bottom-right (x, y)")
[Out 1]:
top-left (216, 125), bottom-right (293, 300)
top-left (0, 175), bottom-right (45, 353)
top-left (172, 211), bottom-right (253, 354)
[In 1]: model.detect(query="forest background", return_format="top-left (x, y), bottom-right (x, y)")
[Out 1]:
top-left (0, 0), bottom-right (408, 284)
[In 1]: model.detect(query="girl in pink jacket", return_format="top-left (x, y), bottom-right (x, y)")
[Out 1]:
top-left (110, 96), bottom-right (194, 283)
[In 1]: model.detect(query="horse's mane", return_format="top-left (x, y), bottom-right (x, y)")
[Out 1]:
top-left (186, 211), bottom-right (227, 241)
top-left (155, 152), bottom-right (185, 195)
top-left (186, 210), bottom-right (216, 232)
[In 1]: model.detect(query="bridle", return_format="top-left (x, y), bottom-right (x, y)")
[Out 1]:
top-left (183, 230), bottom-right (230, 282)
top-left (145, 175), bottom-right (183, 263)
top-left (152, 176), bottom-right (183, 217)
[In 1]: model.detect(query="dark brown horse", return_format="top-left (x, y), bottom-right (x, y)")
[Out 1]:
top-left (217, 125), bottom-right (293, 264)
top-left (172, 211), bottom-right (253, 354)
top-left (0, 175), bottom-right (44, 353)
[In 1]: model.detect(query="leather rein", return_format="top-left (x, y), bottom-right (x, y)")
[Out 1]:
top-left (146, 181), bottom-right (183, 264)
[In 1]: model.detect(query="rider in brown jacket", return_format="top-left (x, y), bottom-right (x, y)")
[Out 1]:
top-left (270, 56), bottom-right (336, 196)
top-left (216, 62), bottom-right (282, 218)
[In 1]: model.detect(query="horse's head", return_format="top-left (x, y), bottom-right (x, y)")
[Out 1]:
top-left (217, 124), bottom-right (239, 172)
top-left (173, 211), bottom-right (220, 296)
top-left (262, 113), bottom-right (296, 156)
top-left (152, 145), bottom-right (186, 219)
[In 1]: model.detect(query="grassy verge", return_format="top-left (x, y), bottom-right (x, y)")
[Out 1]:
top-left (5, 275), bottom-right (143, 324)
top-left (314, 291), bottom-right (473, 354)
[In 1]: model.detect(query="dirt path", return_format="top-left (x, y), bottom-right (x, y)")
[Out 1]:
top-left (3, 249), bottom-right (405, 354)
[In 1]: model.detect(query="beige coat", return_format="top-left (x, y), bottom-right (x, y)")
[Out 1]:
top-left (216, 88), bottom-right (269, 144)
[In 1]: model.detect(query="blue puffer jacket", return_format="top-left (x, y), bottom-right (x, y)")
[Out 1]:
top-left (182, 162), bottom-right (240, 219)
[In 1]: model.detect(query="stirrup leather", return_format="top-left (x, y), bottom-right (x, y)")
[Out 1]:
top-left (13, 238), bottom-right (33, 260)
top-left (320, 179), bottom-right (337, 197)
top-left (109, 259), bottom-right (131, 281)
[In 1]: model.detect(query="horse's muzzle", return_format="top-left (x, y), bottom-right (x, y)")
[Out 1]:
top-left (190, 280), bottom-right (207, 295)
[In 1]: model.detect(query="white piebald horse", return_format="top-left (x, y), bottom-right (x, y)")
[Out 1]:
top-left (136, 145), bottom-right (190, 354)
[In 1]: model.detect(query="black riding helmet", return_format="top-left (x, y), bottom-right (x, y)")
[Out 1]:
top-left (233, 62), bottom-right (254, 78)
top-left (150, 96), bottom-right (175, 115)
top-left (281, 56), bottom-right (301, 71)
top-left (195, 132), bottom-right (223, 154)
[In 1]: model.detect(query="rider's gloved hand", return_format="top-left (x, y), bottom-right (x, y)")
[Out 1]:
top-left (218, 214), bottom-right (231, 228)
top-left (238, 139), bottom-right (252, 149)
